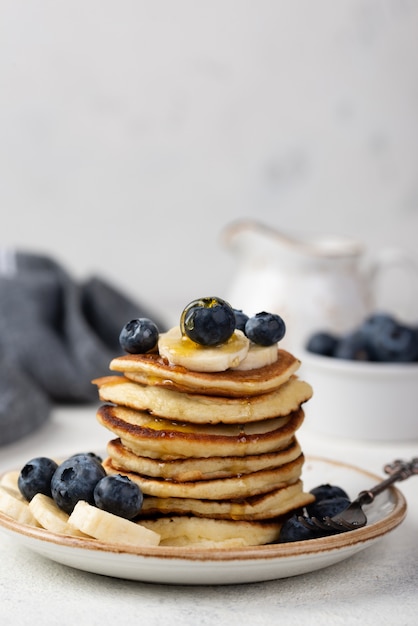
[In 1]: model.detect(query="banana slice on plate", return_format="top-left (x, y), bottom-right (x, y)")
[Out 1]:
top-left (68, 500), bottom-right (160, 547)
top-left (0, 470), bottom-right (20, 491)
top-left (0, 485), bottom-right (40, 526)
top-left (29, 493), bottom-right (88, 537)
top-left (158, 326), bottom-right (249, 372)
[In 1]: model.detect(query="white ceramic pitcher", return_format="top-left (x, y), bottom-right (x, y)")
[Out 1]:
top-left (222, 219), bottom-right (418, 354)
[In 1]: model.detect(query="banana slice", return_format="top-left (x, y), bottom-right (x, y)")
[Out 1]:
top-left (29, 494), bottom-right (88, 537)
top-left (0, 485), bottom-right (40, 526)
top-left (232, 343), bottom-right (279, 371)
top-left (68, 500), bottom-right (160, 547)
top-left (0, 470), bottom-right (20, 491)
top-left (158, 326), bottom-right (249, 372)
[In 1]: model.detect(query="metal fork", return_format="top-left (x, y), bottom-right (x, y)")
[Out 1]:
top-left (299, 457), bottom-right (418, 534)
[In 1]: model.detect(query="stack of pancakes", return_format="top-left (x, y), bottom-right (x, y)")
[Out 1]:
top-left (93, 347), bottom-right (314, 548)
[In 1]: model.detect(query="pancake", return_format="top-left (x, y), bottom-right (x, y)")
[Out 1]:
top-left (139, 516), bottom-right (283, 547)
top-left (94, 314), bottom-right (314, 542)
top-left (102, 454), bottom-right (304, 500)
top-left (138, 480), bottom-right (315, 521)
top-left (96, 404), bottom-right (305, 459)
top-left (106, 437), bottom-right (302, 481)
top-left (93, 375), bottom-right (312, 425)
top-left (109, 349), bottom-right (300, 397)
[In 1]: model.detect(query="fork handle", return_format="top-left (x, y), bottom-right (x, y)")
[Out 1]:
top-left (356, 458), bottom-right (418, 506)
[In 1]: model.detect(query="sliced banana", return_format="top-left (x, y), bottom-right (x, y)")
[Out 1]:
top-left (29, 493), bottom-right (88, 537)
top-left (0, 485), bottom-right (40, 526)
top-left (0, 470), bottom-right (20, 492)
top-left (68, 500), bottom-right (160, 547)
top-left (232, 342), bottom-right (278, 371)
top-left (158, 326), bottom-right (249, 372)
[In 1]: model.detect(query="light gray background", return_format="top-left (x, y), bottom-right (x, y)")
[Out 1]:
top-left (1, 0), bottom-right (418, 326)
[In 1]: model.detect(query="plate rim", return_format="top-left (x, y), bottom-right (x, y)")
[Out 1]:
top-left (0, 455), bottom-right (408, 563)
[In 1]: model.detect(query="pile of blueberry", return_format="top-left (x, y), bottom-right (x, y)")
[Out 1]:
top-left (278, 483), bottom-right (351, 542)
top-left (18, 453), bottom-right (144, 519)
top-left (119, 296), bottom-right (286, 353)
top-left (306, 312), bottom-right (418, 363)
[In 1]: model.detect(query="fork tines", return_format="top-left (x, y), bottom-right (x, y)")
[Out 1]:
top-left (298, 515), bottom-right (355, 534)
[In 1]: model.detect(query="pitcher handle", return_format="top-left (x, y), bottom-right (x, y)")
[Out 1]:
top-left (368, 247), bottom-right (418, 321)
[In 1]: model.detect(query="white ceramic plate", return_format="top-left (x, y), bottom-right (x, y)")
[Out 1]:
top-left (0, 457), bottom-right (407, 585)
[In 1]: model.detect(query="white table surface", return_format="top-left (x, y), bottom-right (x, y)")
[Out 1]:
top-left (1, 404), bottom-right (417, 626)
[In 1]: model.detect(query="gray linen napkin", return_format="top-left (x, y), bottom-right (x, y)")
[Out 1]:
top-left (0, 249), bottom-right (164, 446)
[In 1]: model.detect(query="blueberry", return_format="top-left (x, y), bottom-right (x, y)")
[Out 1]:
top-left (68, 452), bottom-right (103, 464)
top-left (119, 318), bottom-right (159, 354)
top-left (309, 483), bottom-right (349, 502)
top-left (233, 309), bottom-right (249, 333)
top-left (361, 312), bottom-right (396, 334)
top-left (378, 323), bottom-right (418, 362)
top-left (180, 297), bottom-right (236, 346)
top-left (360, 313), bottom-right (418, 362)
top-left (244, 312), bottom-right (286, 346)
top-left (306, 496), bottom-right (351, 520)
top-left (305, 312), bottom-right (418, 364)
top-left (359, 313), bottom-right (397, 359)
top-left (334, 331), bottom-right (372, 361)
top-left (18, 457), bottom-right (58, 501)
top-left (306, 331), bottom-right (339, 356)
top-left (51, 455), bottom-right (106, 514)
top-left (278, 514), bottom-right (320, 543)
top-left (94, 474), bottom-right (144, 520)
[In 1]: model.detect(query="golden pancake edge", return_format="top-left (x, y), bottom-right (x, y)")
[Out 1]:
top-left (93, 375), bottom-right (312, 425)
top-left (108, 348), bottom-right (300, 397)
top-left (106, 436), bottom-right (302, 481)
top-left (96, 404), bottom-right (305, 459)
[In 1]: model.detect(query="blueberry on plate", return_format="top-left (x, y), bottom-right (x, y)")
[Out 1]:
top-left (94, 474), bottom-right (144, 520)
top-left (305, 331), bottom-right (339, 356)
top-left (306, 496), bottom-right (351, 520)
top-left (245, 312), bottom-right (286, 346)
top-left (278, 514), bottom-right (320, 543)
top-left (68, 452), bottom-right (103, 464)
top-left (18, 457), bottom-right (58, 501)
top-left (51, 454), bottom-right (106, 514)
top-left (180, 297), bottom-right (236, 346)
top-left (309, 483), bottom-right (349, 502)
top-left (119, 318), bottom-right (159, 354)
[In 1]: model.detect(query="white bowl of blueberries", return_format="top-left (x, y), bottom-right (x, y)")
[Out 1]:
top-left (300, 312), bottom-right (418, 441)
